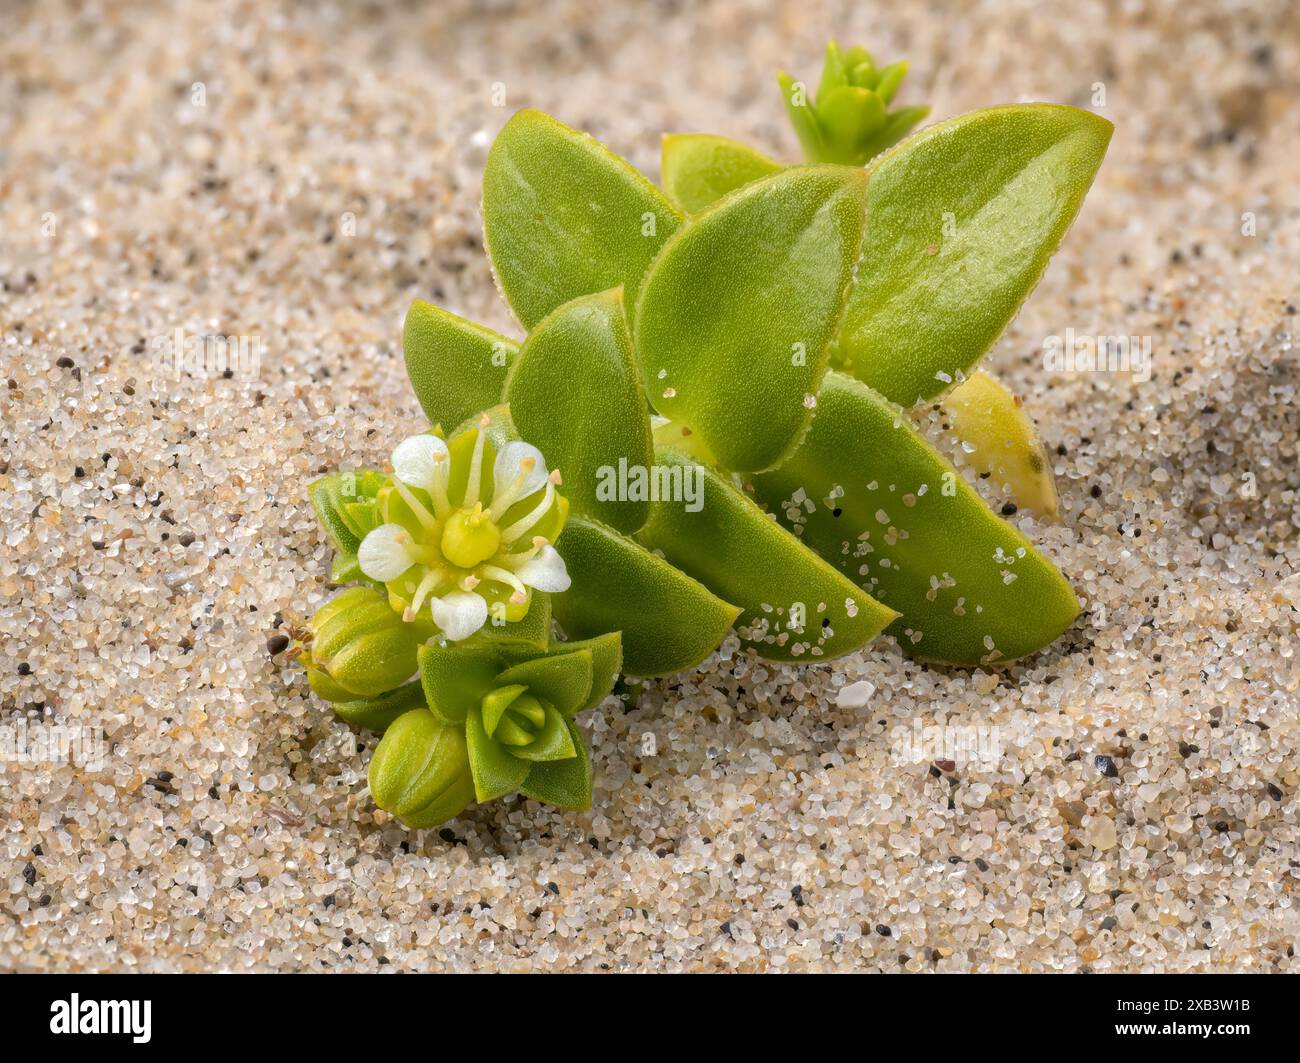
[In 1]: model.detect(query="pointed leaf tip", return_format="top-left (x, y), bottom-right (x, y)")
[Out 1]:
top-left (483, 110), bottom-right (682, 330)
top-left (834, 104), bottom-right (1112, 405)
top-left (634, 165), bottom-right (869, 472)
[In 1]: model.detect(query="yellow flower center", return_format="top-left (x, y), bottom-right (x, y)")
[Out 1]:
top-left (439, 502), bottom-right (502, 569)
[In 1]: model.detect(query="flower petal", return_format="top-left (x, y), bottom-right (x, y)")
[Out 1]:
top-left (392, 433), bottom-right (450, 492)
top-left (357, 523), bottom-right (417, 582)
top-left (493, 440), bottom-right (549, 502)
top-left (430, 590), bottom-right (489, 641)
top-left (514, 544), bottom-right (571, 593)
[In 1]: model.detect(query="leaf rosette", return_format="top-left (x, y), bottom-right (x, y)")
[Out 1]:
top-left (366, 633), bottom-right (621, 827)
top-left (778, 40), bottom-right (929, 167)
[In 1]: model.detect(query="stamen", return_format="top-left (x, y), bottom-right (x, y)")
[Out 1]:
top-left (459, 574), bottom-right (480, 591)
top-left (479, 564), bottom-right (527, 598)
top-left (392, 478), bottom-right (437, 530)
top-left (462, 416), bottom-right (491, 509)
top-left (500, 537), bottom-right (545, 568)
top-left (500, 482), bottom-right (555, 543)
top-left (409, 567), bottom-right (441, 616)
top-left (428, 451), bottom-right (451, 517)
top-left (487, 456), bottom-right (536, 520)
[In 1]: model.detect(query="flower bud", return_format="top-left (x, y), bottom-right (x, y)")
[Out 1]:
top-left (369, 708), bottom-right (475, 828)
top-left (304, 586), bottom-right (429, 699)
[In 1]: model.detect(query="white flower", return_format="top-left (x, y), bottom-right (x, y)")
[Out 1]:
top-left (392, 433), bottom-right (450, 491)
top-left (356, 423), bottom-right (569, 644)
top-left (429, 591), bottom-right (489, 642)
top-left (514, 544), bottom-right (571, 592)
top-left (358, 523), bottom-right (418, 582)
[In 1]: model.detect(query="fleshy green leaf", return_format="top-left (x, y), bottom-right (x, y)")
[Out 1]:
top-left (482, 109), bottom-right (683, 330)
top-left (661, 134), bottom-right (783, 214)
top-left (751, 373), bottom-right (1080, 665)
top-left (418, 642), bottom-right (501, 725)
top-left (506, 289), bottom-right (654, 532)
top-left (520, 719), bottom-right (592, 809)
top-left (816, 40), bottom-right (849, 103)
top-left (552, 516), bottom-right (740, 677)
top-left (832, 104), bottom-right (1113, 404)
top-left (633, 165), bottom-right (868, 472)
top-left (935, 369), bottom-right (1059, 517)
top-left (510, 703), bottom-right (578, 763)
top-left (403, 300), bottom-right (518, 431)
top-left (309, 473), bottom-right (380, 556)
top-left (495, 649), bottom-right (593, 717)
top-left (873, 61), bottom-right (908, 105)
top-left (553, 632), bottom-right (622, 710)
top-left (778, 71), bottom-right (826, 162)
top-left (496, 633), bottom-right (622, 711)
top-left (369, 709), bottom-right (475, 829)
top-left (465, 708), bottom-right (531, 802)
top-left (477, 589), bottom-right (553, 651)
top-left (332, 679), bottom-right (428, 733)
top-left (640, 449), bottom-right (897, 662)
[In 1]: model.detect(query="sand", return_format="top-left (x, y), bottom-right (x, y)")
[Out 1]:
top-left (1, 0), bottom-right (1297, 972)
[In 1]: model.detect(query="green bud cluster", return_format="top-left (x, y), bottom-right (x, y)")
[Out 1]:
top-left (367, 627), bottom-right (621, 828)
top-left (778, 40), bottom-right (929, 166)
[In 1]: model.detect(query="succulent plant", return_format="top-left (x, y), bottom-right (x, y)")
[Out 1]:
top-left (466, 68), bottom-right (1108, 672)
top-left (293, 41), bottom-right (1114, 830)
